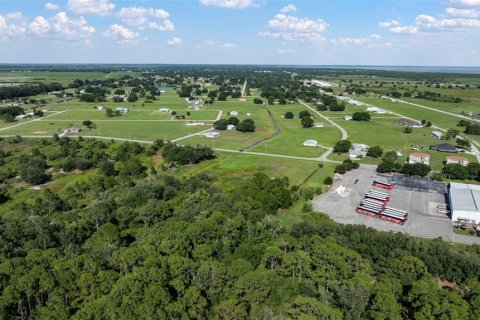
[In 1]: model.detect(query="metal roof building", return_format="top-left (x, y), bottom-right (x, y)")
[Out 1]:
top-left (449, 182), bottom-right (480, 223)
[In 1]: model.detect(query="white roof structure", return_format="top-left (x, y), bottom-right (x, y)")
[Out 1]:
top-left (230, 111), bottom-right (239, 116)
top-left (204, 131), bottom-right (220, 138)
top-left (352, 143), bottom-right (369, 151)
top-left (227, 124), bottom-right (236, 130)
top-left (159, 108), bottom-right (171, 112)
top-left (432, 131), bottom-right (443, 139)
top-left (449, 183), bottom-right (480, 222)
top-left (303, 140), bottom-right (318, 147)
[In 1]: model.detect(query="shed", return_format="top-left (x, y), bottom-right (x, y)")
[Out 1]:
top-left (204, 131), bottom-right (220, 138)
top-left (303, 140), bottom-right (318, 147)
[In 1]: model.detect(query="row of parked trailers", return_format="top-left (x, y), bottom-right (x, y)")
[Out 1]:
top-left (372, 179), bottom-right (393, 190)
top-left (356, 189), bottom-right (409, 225)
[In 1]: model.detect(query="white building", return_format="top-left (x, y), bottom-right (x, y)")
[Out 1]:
top-left (159, 108), bottom-right (171, 113)
top-left (367, 107), bottom-right (386, 114)
top-left (349, 149), bottom-right (367, 158)
top-left (432, 131), bottom-right (443, 139)
top-left (115, 107), bottom-right (129, 114)
top-left (186, 121), bottom-right (205, 126)
top-left (408, 152), bottom-right (430, 166)
top-left (204, 131), bottom-right (220, 138)
top-left (313, 122), bottom-right (324, 128)
top-left (303, 140), bottom-right (318, 147)
top-left (352, 144), bottom-right (369, 151)
top-left (446, 156), bottom-right (469, 166)
top-left (95, 106), bottom-right (105, 110)
top-left (449, 183), bottom-right (480, 223)
top-left (344, 116), bottom-right (353, 121)
top-left (230, 111), bottom-right (239, 116)
top-left (227, 124), bottom-right (236, 130)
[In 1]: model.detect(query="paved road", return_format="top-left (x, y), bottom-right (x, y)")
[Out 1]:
top-left (0, 111), bottom-right (66, 132)
top-left (241, 80), bottom-right (247, 97)
top-left (395, 98), bottom-right (480, 124)
top-left (298, 99), bottom-right (348, 140)
top-left (214, 147), bottom-right (342, 163)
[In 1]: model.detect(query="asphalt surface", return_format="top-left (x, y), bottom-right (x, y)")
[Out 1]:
top-left (312, 166), bottom-right (480, 244)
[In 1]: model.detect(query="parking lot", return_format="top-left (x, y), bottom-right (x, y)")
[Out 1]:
top-left (312, 167), bottom-right (480, 244)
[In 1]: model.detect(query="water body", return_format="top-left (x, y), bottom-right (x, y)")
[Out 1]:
top-left (306, 65), bottom-right (480, 75)
top-left (157, 85), bottom-right (176, 90)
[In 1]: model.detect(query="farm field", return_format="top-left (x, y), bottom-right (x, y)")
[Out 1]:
top-left (401, 97), bottom-right (480, 116)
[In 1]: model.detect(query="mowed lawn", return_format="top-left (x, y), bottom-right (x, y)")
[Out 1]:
top-left (0, 119), bottom-right (209, 141)
top-left (402, 97), bottom-right (480, 116)
top-left (249, 104), bottom-right (342, 158)
top-left (178, 152), bottom-right (327, 187)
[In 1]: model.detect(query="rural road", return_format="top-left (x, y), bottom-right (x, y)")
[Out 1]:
top-left (395, 98), bottom-right (480, 124)
top-left (0, 111), bottom-right (66, 132)
top-left (297, 99), bottom-right (348, 162)
top-left (241, 80), bottom-right (247, 97)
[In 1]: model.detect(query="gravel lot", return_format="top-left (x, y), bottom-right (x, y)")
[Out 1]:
top-left (312, 167), bottom-right (480, 244)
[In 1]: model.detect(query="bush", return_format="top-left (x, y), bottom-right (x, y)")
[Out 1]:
top-left (323, 176), bottom-right (333, 185)
top-left (284, 112), bottom-right (294, 119)
top-left (403, 127), bottom-right (413, 133)
top-left (352, 112), bottom-right (371, 121)
top-left (301, 117), bottom-right (314, 128)
top-left (236, 119), bottom-right (255, 132)
top-left (401, 163), bottom-right (431, 177)
top-left (213, 119), bottom-right (228, 130)
top-left (333, 140), bottom-right (352, 153)
top-left (367, 146), bottom-right (383, 158)
top-left (302, 202), bottom-right (313, 213)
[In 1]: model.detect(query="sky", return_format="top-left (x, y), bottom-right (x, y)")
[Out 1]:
top-left (0, 0), bottom-right (479, 66)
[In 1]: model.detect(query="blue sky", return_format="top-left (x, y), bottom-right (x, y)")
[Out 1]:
top-left (0, 0), bottom-right (479, 65)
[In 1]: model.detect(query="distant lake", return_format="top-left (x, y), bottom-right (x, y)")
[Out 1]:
top-left (307, 65), bottom-right (480, 75)
top-left (157, 85), bottom-right (176, 90)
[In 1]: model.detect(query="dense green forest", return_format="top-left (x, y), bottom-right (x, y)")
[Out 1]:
top-left (2, 137), bottom-right (480, 319)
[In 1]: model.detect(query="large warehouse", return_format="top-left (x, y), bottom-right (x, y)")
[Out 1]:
top-left (449, 183), bottom-right (480, 223)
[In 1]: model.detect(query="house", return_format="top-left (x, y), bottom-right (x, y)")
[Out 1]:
top-left (230, 111), bottom-right (239, 116)
top-left (115, 107), bottom-right (129, 114)
top-left (367, 107), bottom-right (386, 114)
top-left (227, 124), bottom-right (236, 130)
top-left (159, 108), bottom-right (171, 113)
top-left (432, 131), bottom-right (443, 139)
top-left (95, 106), bottom-right (105, 110)
top-left (63, 127), bottom-right (82, 134)
top-left (398, 118), bottom-right (423, 128)
top-left (431, 143), bottom-right (457, 153)
top-left (204, 131), bottom-right (220, 138)
top-left (349, 149), bottom-right (367, 158)
top-left (186, 121), bottom-right (205, 126)
top-left (352, 143), bottom-right (369, 151)
top-left (15, 114), bottom-right (29, 120)
top-left (313, 122), bottom-right (324, 128)
top-left (344, 116), bottom-right (353, 121)
top-left (408, 152), bottom-right (430, 165)
top-left (303, 140), bottom-right (318, 147)
top-left (446, 156), bottom-right (469, 166)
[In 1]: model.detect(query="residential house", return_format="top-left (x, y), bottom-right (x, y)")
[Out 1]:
top-left (352, 143), bottom-right (369, 151)
top-left (398, 118), bottom-right (423, 128)
top-left (186, 121), bottom-right (205, 126)
top-left (408, 152), bottom-right (430, 165)
top-left (349, 149), bottom-right (367, 159)
top-left (159, 108), bottom-right (171, 113)
top-left (115, 107), bottom-right (129, 114)
top-left (367, 107), bottom-right (386, 114)
top-left (446, 156), bottom-right (469, 166)
top-left (227, 124), bottom-right (236, 130)
top-left (431, 143), bottom-right (457, 153)
top-left (344, 116), bottom-right (353, 121)
top-left (432, 131), bottom-right (443, 139)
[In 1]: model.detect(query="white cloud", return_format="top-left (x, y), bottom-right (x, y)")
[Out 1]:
top-left (382, 13), bottom-right (480, 34)
top-left (452, 0), bottom-right (480, 6)
top-left (0, 13), bottom-right (27, 39)
top-left (260, 13), bottom-right (328, 43)
top-left (276, 48), bottom-right (295, 55)
top-left (117, 7), bottom-right (174, 31)
top-left (67, 0), bottom-right (115, 16)
top-left (167, 36), bottom-right (183, 46)
top-left (29, 16), bottom-right (50, 35)
top-left (446, 7), bottom-right (479, 17)
top-left (280, 4), bottom-right (296, 13)
top-left (379, 20), bottom-right (400, 28)
top-left (331, 34), bottom-right (381, 46)
top-left (199, 0), bottom-right (256, 9)
top-left (27, 12), bottom-right (95, 43)
top-left (198, 40), bottom-right (238, 50)
top-left (45, 2), bottom-right (60, 11)
top-left (103, 24), bottom-right (139, 42)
